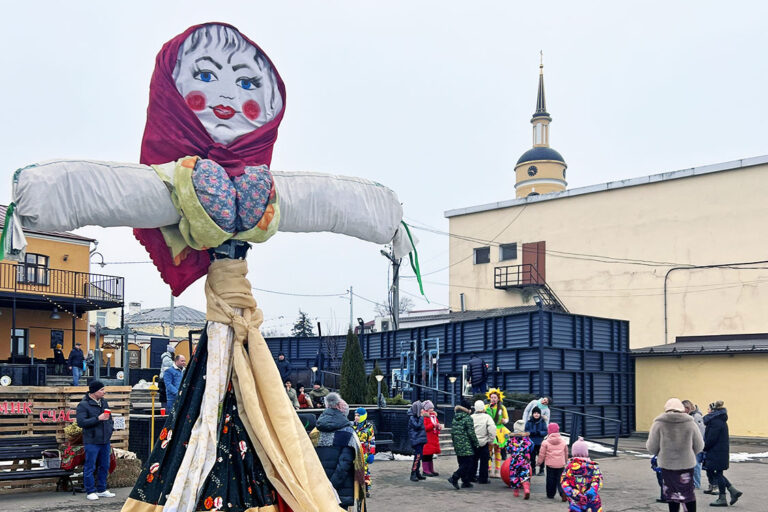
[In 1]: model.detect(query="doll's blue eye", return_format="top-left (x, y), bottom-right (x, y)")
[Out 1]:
top-left (194, 70), bottom-right (218, 83)
top-left (237, 77), bottom-right (262, 90)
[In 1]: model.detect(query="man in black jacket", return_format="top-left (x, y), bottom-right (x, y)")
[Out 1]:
top-left (75, 380), bottom-right (116, 501)
top-left (467, 353), bottom-right (488, 394)
top-left (67, 342), bottom-right (85, 385)
top-left (276, 353), bottom-right (291, 383)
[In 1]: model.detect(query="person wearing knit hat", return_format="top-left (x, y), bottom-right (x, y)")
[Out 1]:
top-left (471, 400), bottom-right (496, 484)
top-left (703, 400), bottom-right (742, 506)
top-left (75, 379), bottom-right (115, 500)
top-left (407, 401), bottom-right (427, 482)
top-left (525, 406), bottom-right (548, 476)
top-left (561, 437), bottom-right (604, 512)
top-left (421, 400), bottom-right (443, 477)
top-left (537, 422), bottom-right (568, 501)
top-left (647, 397), bottom-right (704, 511)
top-left (353, 407), bottom-right (376, 497)
top-left (502, 419), bottom-right (533, 498)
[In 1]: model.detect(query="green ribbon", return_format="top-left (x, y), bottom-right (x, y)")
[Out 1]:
top-left (0, 202), bottom-right (15, 261)
top-left (401, 221), bottom-right (427, 301)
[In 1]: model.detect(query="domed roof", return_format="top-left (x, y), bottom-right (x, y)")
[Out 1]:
top-left (516, 147), bottom-right (566, 165)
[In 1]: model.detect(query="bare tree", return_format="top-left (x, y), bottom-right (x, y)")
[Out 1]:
top-left (374, 296), bottom-right (414, 317)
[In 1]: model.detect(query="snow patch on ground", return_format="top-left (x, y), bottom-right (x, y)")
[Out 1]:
top-left (730, 451), bottom-right (768, 462)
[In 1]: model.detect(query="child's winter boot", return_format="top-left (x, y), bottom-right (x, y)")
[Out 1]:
top-left (522, 481), bottom-right (530, 500)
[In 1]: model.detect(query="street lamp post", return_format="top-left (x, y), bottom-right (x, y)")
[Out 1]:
top-left (375, 374), bottom-right (384, 407)
top-left (29, 344), bottom-right (35, 365)
top-left (311, 366), bottom-right (318, 384)
top-left (106, 353), bottom-right (112, 377)
top-left (448, 376), bottom-right (457, 407)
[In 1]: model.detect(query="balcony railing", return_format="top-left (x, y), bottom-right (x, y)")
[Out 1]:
top-left (0, 261), bottom-right (124, 303)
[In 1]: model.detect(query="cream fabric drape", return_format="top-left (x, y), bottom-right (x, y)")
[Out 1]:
top-left (205, 259), bottom-right (343, 512)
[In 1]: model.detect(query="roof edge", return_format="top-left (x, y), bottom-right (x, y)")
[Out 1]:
top-left (445, 154), bottom-right (768, 218)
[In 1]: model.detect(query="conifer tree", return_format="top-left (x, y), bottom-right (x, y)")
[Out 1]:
top-left (291, 310), bottom-right (314, 338)
top-left (365, 361), bottom-right (389, 404)
top-left (340, 329), bottom-right (367, 404)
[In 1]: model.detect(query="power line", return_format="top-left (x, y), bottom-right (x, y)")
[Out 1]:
top-left (251, 286), bottom-right (347, 298)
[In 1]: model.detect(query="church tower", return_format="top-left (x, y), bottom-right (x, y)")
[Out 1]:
top-left (514, 57), bottom-right (567, 198)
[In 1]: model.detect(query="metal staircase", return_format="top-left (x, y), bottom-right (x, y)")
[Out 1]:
top-left (494, 263), bottom-right (568, 313)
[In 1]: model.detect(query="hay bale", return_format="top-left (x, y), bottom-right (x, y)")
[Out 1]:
top-left (107, 458), bottom-right (143, 488)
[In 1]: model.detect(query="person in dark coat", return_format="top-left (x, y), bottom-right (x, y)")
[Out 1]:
top-left (407, 400), bottom-right (427, 482)
top-left (276, 353), bottom-right (291, 383)
top-left (75, 380), bottom-right (115, 501)
top-left (446, 401), bottom-right (479, 489)
top-left (67, 342), bottom-right (85, 385)
top-left (53, 344), bottom-right (66, 375)
top-left (467, 354), bottom-right (488, 394)
top-left (525, 406), bottom-right (549, 475)
top-left (311, 392), bottom-right (363, 510)
top-left (703, 401), bottom-right (742, 507)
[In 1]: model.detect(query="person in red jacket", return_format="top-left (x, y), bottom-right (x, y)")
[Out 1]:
top-left (422, 400), bottom-right (443, 476)
top-left (296, 384), bottom-right (312, 409)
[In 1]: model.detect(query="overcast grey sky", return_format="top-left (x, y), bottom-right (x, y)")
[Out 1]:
top-left (2, 2), bottom-right (766, 334)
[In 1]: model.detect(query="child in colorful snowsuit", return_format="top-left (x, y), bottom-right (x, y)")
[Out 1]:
top-left (561, 437), bottom-right (603, 512)
top-left (354, 407), bottom-right (376, 497)
top-left (503, 423), bottom-right (534, 498)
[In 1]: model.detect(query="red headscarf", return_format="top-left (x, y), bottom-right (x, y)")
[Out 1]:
top-left (134, 22), bottom-right (286, 295)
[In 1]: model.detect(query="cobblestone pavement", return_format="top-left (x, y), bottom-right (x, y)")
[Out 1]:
top-left (3, 445), bottom-right (766, 511)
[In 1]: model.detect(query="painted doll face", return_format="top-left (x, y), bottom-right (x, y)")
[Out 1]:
top-left (173, 25), bottom-right (283, 145)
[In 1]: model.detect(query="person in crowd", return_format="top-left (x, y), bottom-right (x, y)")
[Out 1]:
top-left (651, 455), bottom-right (665, 503)
top-left (447, 400), bottom-right (479, 489)
top-left (471, 399), bottom-right (496, 485)
top-left (75, 380), bottom-right (116, 501)
top-left (682, 399), bottom-right (709, 491)
top-left (276, 352), bottom-right (291, 383)
top-left (297, 383), bottom-right (313, 409)
top-left (67, 342), bottom-right (85, 386)
top-left (503, 421), bottom-right (533, 498)
top-left (703, 400), bottom-right (742, 507)
top-left (310, 393), bottom-right (365, 511)
top-left (163, 354), bottom-right (186, 412)
top-left (314, 348), bottom-right (326, 385)
top-left (53, 343), bottom-right (66, 375)
top-left (467, 353), bottom-right (489, 394)
top-left (523, 396), bottom-right (552, 423)
top-left (354, 407), bottom-right (376, 497)
top-left (86, 350), bottom-right (95, 376)
top-left (537, 422), bottom-right (568, 501)
top-left (485, 388), bottom-right (509, 478)
top-left (561, 436), bottom-right (603, 512)
top-left (422, 400), bottom-right (442, 477)
top-left (284, 379), bottom-right (300, 409)
top-left (158, 344), bottom-right (175, 409)
top-left (525, 406), bottom-right (548, 476)
top-left (407, 400), bottom-right (427, 482)
top-left (309, 381), bottom-right (330, 408)
top-left (298, 412), bottom-right (316, 433)
top-left (646, 397), bottom-right (703, 512)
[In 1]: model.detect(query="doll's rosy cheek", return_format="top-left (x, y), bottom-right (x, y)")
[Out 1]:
top-left (243, 100), bottom-right (261, 121)
top-left (185, 91), bottom-right (207, 111)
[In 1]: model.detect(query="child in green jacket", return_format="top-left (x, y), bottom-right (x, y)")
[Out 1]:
top-left (447, 402), bottom-right (479, 489)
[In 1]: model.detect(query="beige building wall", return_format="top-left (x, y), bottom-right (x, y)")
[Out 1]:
top-left (447, 160), bottom-right (768, 348)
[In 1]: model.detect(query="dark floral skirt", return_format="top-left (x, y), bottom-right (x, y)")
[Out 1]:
top-left (127, 326), bottom-right (279, 511)
top-left (661, 467), bottom-right (696, 503)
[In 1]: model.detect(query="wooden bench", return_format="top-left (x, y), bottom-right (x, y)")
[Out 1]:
top-left (0, 436), bottom-right (74, 494)
top-left (374, 430), bottom-right (395, 460)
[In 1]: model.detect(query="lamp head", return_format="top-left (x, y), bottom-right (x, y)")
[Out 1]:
top-left (311, 366), bottom-right (318, 373)
top-left (375, 374), bottom-right (384, 382)
top-left (448, 376), bottom-right (457, 383)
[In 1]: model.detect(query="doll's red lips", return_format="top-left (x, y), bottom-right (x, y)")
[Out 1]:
top-left (212, 105), bottom-right (236, 119)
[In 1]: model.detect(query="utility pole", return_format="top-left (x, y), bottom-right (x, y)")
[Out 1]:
top-left (380, 248), bottom-right (401, 330)
top-left (169, 293), bottom-right (175, 341)
top-left (349, 286), bottom-right (353, 332)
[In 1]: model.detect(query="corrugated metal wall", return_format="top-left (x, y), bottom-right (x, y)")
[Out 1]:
top-left (265, 310), bottom-right (634, 437)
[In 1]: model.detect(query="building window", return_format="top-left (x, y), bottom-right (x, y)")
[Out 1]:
top-left (563, 169), bottom-right (567, 179)
top-left (499, 243), bottom-right (518, 261)
top-left (473, 247), bottom-right (490, 264)
top-left (96, 311), bottom-right (107, 326)
top-left (527, 192), bottom-right (540, 197)
top-left (527, 165), bottom-right (538, 177)
top-left (50, 329), bottom-right (64, 349)
top-left (17, 253), bottom-right (49, 285)
top-left (11, 328), bottom-right (28, 357)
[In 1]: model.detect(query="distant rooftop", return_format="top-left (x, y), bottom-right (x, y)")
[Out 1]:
top-left (632, 333), bottom-right (768, 357)
top-left (0, 204), bottom-right (95, 243)
top-left (445, 154), bottom-right (768, 218)
top-left (400, 305), bottom-right (541, 325)
top-left (125, 305), bottom-right (206, 327)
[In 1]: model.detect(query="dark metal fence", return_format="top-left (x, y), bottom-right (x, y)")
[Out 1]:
top-left (0, 261), bottom-right (124, 302)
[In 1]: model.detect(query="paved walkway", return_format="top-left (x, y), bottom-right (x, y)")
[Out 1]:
top-left (3, 443), bottom-right (766, 511)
